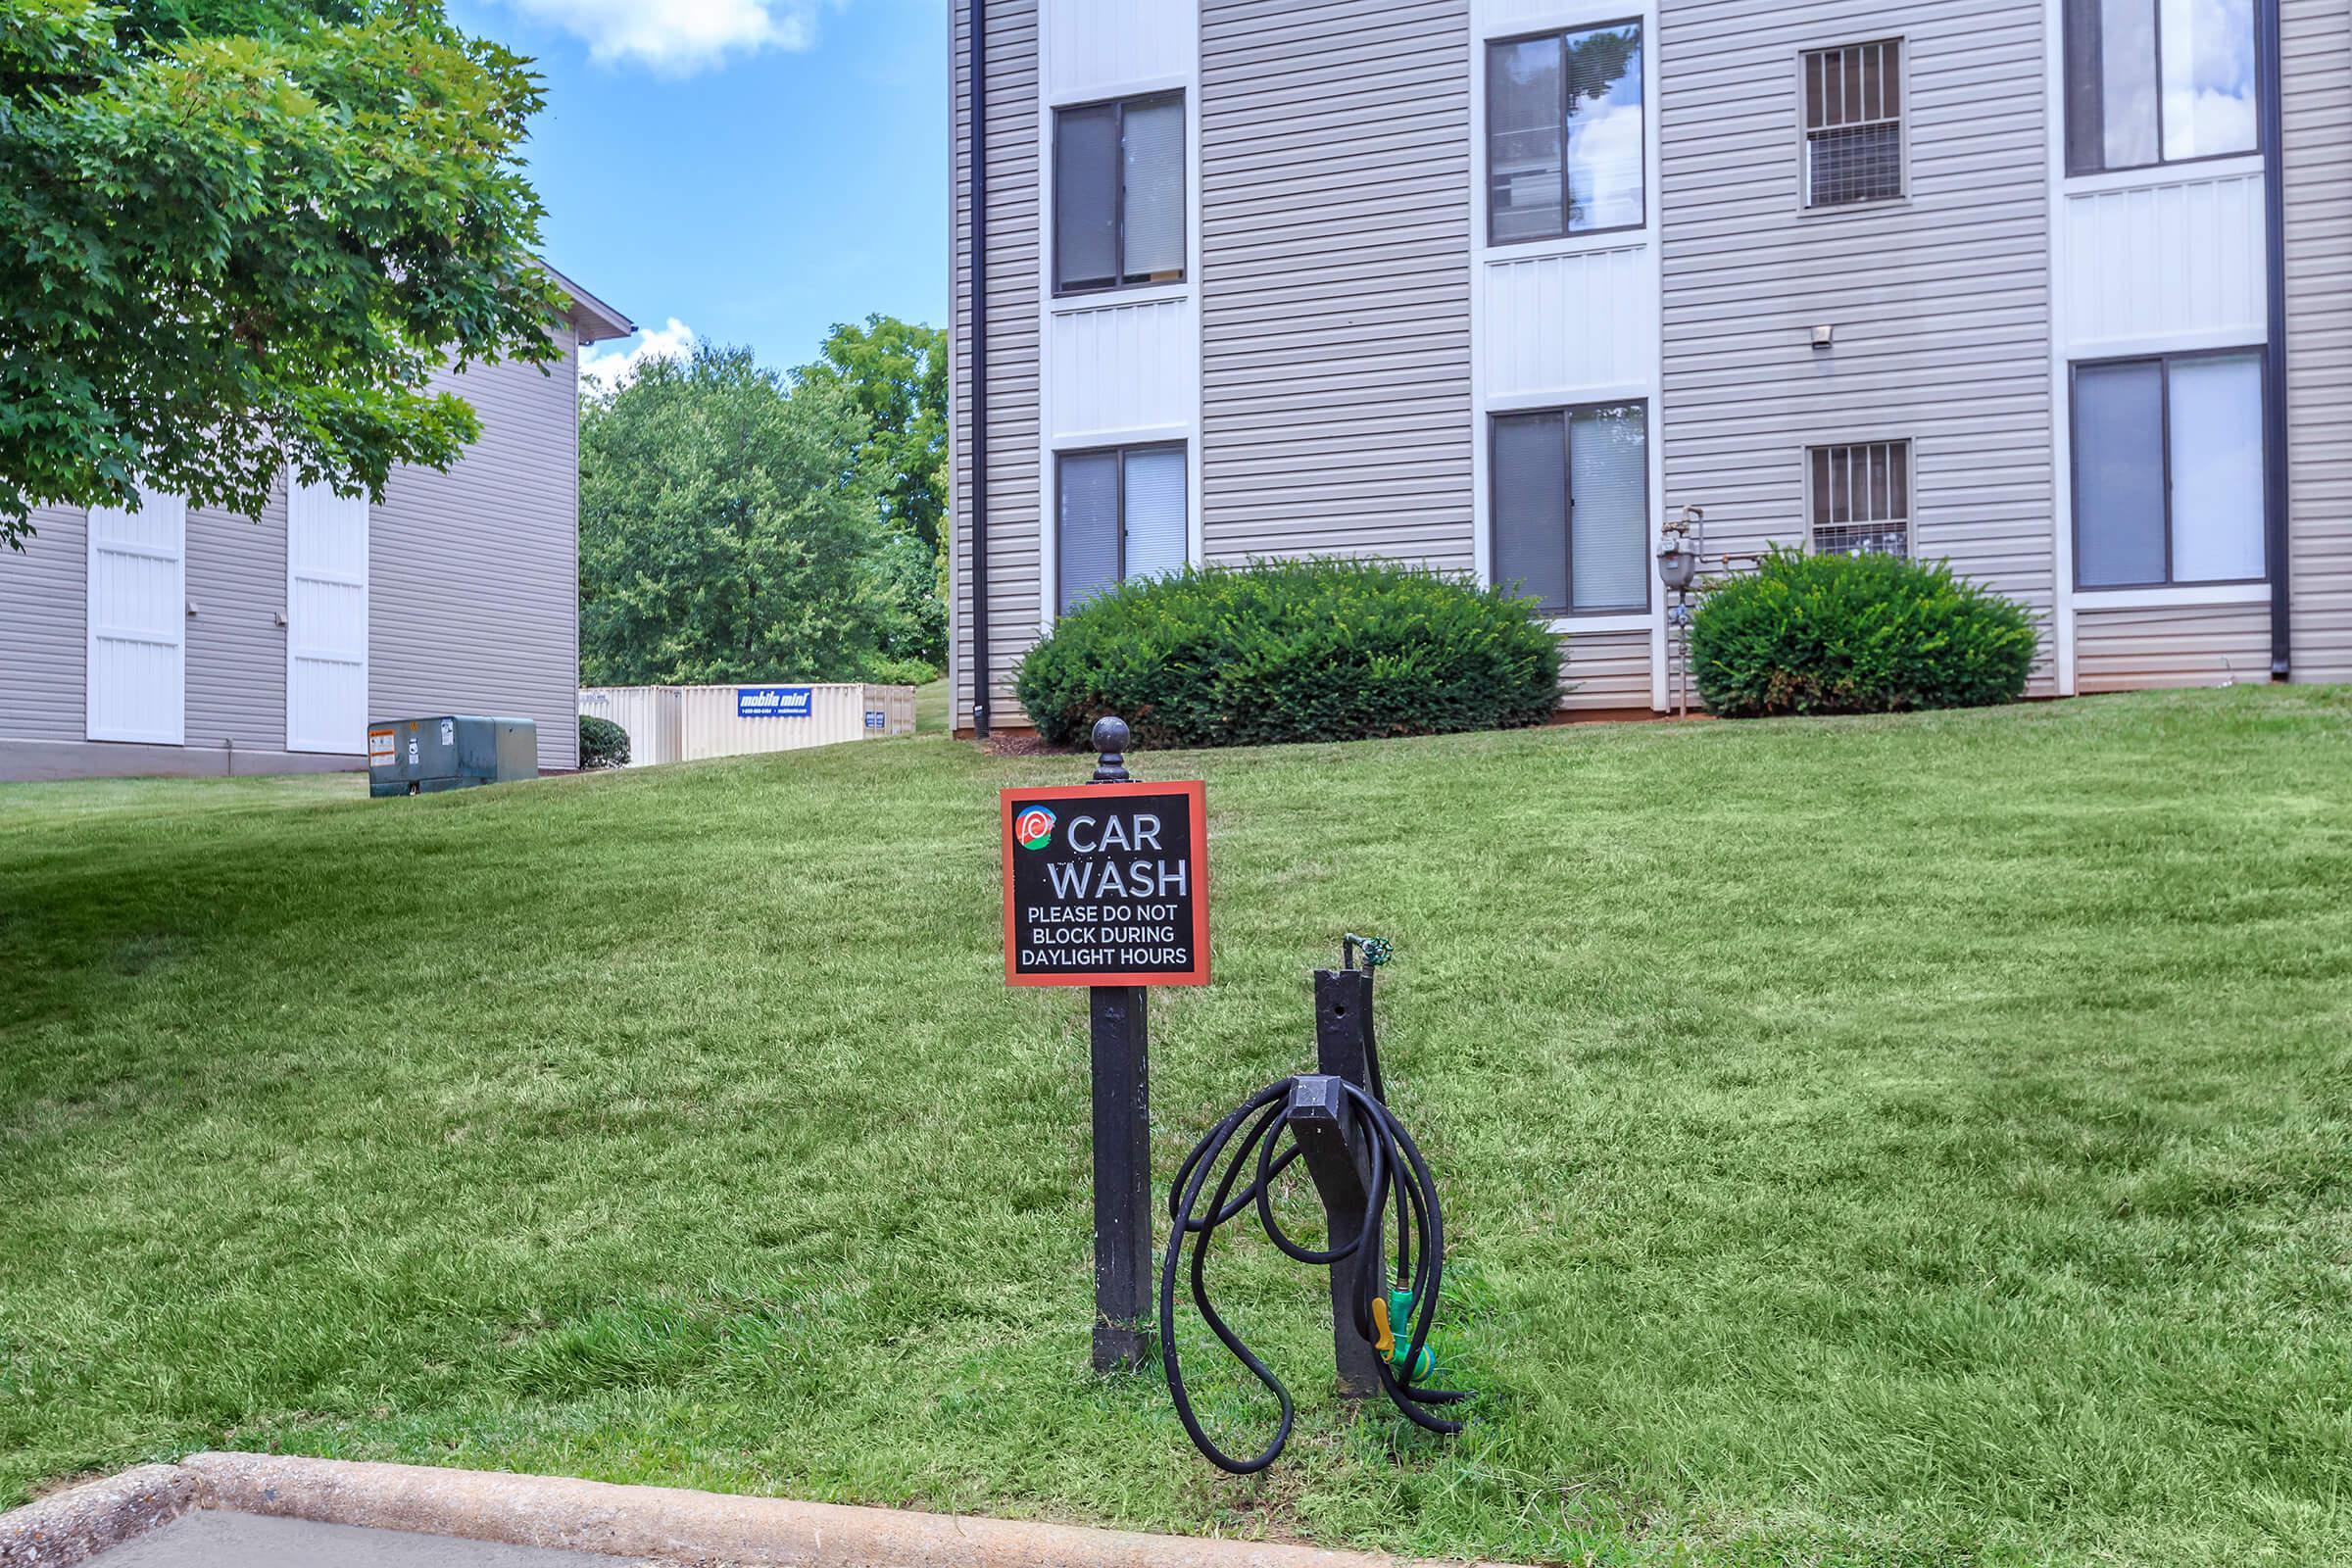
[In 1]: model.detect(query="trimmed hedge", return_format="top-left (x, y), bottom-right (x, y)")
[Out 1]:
top-left (1012, 560), bottom-right (1561, 749)
top-left (864, 656), bottom-right (942, 688)
top-left (579, 714), bottom-right (631, 769)
top-left (1690, 547), bottom-right (2037, 718)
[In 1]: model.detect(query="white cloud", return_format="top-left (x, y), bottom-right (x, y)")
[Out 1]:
top-left (501, 0), bottom-right (839, 74)
top-left (581, 317), bottom-right (697, 392)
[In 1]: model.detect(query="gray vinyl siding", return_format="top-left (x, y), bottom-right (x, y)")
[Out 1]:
top-left (186, 493), bottom-right (288, 750)
top-left (1659, 0), bottom-right (2057, 690)
top-left (949, 0), bottom-right (1042, 734)
top-left (0, 507), bottom-right (88, 740)
top-left (1, 494), bottom-right (298, 754)
top-left (2282, 0), bottom-right (2352, 686)
top-left (1199, 0), bottom-right (1473, 567)
top-left (370, 334), bottom-right (583, 772)
top-left (1563, 628), bottom-right (1653, 710)
top-left (2077, 604), bottom-right (2273, 690)
top-left (0, 336), bottom-right (581, 776)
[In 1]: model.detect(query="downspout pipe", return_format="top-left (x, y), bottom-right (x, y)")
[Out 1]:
top-left (967, 0), bottom-right (993, 737)
top-left (2260, 0), bottom-right (2291, 679)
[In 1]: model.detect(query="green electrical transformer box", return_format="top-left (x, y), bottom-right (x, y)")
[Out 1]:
top-left (368, 716), bottom-right (538, 798)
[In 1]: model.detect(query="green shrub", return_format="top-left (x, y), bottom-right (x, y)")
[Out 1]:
top-left (578, 714), bottom-right (631, 769)
top-left (1012, 560), bottom-right (1562, 749)
top-left (1690, 547), bottom-right (2038, 718)
top-left (862, 655), bottom-right (941, 688)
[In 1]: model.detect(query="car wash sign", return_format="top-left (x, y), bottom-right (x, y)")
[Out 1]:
top-left (1001, 781), bottom-right (1209, 987)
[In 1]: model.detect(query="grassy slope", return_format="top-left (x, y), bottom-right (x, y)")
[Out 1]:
top-left (2, 689), bottom-right (2347, 1566)
top-left (913, 676), bottom-right (950, 736)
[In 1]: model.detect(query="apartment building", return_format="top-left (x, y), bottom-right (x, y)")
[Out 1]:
top-left (0, 272), bottom-right (632, 781)
top-left (948, 0), bottom-right (2352, 734)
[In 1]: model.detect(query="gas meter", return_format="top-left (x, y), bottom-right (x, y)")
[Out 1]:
top-left (1658, 506), bottom-right (1705, 717)
top-left (1657, 504), bottom-right (1703, 592)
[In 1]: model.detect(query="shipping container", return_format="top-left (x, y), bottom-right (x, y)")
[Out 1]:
top-left (578, 684), bottom-right (914, 767)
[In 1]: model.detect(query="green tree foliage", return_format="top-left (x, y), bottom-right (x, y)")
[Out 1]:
top-left (578, 345), bottom-right (902, 687)
top-left (791, 315), bottom-right (949, 671)
top-left (0, 0), bottom-right (563, 548)
top-left (796, 315), bottom-right (947, 552)
top-left (869, 530), bottom-right (948, 671)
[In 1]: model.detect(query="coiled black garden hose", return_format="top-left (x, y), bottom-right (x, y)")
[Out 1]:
top-left (1159, 1072), bottom-right (1472, 1473)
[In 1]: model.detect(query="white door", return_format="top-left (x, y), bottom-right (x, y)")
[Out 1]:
top-left (86, 489), bottom-right (186, 745)
top-left (286, 479), bottom-right (369, 753)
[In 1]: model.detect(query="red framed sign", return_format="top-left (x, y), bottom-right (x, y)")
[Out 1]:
top-left (1001, 780), bottom-right (1210, 987)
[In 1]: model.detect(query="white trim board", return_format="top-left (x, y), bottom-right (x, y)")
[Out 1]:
top-left (284, 477), bottom-right (370, 755)
top-left (1468, 2), bottom-right (1667, 710)
top-left (84, 488), bottom-right (188, 746)
top-left (1032, 0), bottom-right (1201, 635)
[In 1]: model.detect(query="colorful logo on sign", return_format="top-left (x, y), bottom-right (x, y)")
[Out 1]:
top-left (1015, 806), bottom-right (1056, 851)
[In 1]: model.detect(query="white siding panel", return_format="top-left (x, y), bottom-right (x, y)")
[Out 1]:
top-left (2061, 172), bottom-right (2267, 352)
top-left (85, 491), bottom-right (186, 745)
top-left (1047, 297), bottom-right (1198, 442)
top-left (1484, 247), bottom-right (1653, 402)
top-left (2283, 0), bottom-right (2352, 684)
top-left (1475, 0), bottom-right (1592, 30)
top-left (286, 480), bottom-right (369, 755)
top-left (1047, 0), bottom-right (1193, 101)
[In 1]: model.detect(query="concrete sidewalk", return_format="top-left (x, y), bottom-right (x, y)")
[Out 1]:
top-left (2, 1454), bottom-right (1449, 1568)
top-left (86, 1512), bottom-right (651, 1567)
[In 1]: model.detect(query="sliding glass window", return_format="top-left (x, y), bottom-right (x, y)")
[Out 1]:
top-left (1492, 403), bottom-right (1650, 614)
top-left (2073, 351), bottom-right (2267, 587)
top-left (1054, 94), bottom-right (1185, 293)
top-left (2064, 0), bottom-right (2257, 173)
top-left (1487, 21), bottom-right (1645, 245)
top-left (1057, 445), bottom-right (1188, 612)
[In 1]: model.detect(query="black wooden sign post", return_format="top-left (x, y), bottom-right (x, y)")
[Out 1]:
top-left (1084, 719), bottom-right (1151, 1371)
top-left (1001, 716), bottom-right (1210, 1373)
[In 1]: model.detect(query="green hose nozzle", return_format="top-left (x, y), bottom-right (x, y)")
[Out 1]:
top-left (1373, 1287), bottom-right (1436, 1381)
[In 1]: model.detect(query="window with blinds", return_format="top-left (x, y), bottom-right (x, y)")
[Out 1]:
top-left (2073, 353), bottom-right (2267, 588)
top-left (1054, 93), bottom-right (1185, 293)
top-left (1057, 445), bottom-right (1189, 613)
top-left (1802, 40), bottom-right (1903, 208)
top-left (1491, 403), bottom-right (1650, 615)
top-left (1808, 441), bottom-right (1912, 557)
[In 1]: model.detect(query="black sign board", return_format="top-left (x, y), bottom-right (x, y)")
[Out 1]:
top-left (1000, 779), bottom-right (1210, 987)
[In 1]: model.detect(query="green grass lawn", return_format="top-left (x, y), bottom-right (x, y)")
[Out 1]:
top-left (912, 675), bottom-right (950, 735)
top-left (4, 689), bottom-right (2348, 1565)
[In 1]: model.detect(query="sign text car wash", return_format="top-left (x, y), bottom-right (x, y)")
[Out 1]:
top-left (999, 717), bottom-right (1208, 1374)
top-left (1001, 779), bottom-right (1207, 985)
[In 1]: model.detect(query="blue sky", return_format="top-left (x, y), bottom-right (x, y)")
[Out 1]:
top-left (443, 0), bottom-right (950, 385)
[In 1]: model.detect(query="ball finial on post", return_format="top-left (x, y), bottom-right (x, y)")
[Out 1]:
top-left (1091, 715), bottom-right (1131, 784)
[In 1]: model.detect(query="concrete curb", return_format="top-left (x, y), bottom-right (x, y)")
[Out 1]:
top-left (2, 1454), bottom-right (1469, 1568)
top-left (0, 1465), bottom-right (199, 1568)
